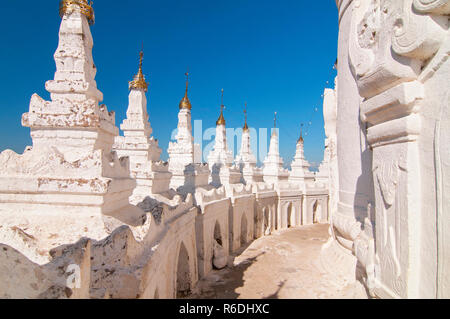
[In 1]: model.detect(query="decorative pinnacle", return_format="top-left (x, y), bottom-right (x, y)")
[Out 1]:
top-left (185, 71), bottom-right (189, 95)
top-left (298, 123), bottom-right (304, 143)
top-left (274, 112), bottom-right (277, 128)
top-left (179, 70), bottom-right (192, 110)
top-left (129, 49), bottom-right (149, 92)
top-left (216, 89), bottom-right (226, 126)
top-left (243, 102), bottom-right (249, 132)
top-left (59, 0), bottom-right (95, 25)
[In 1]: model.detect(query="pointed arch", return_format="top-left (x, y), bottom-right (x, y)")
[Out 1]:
top-left (241, 213), bottom-right (248, 245)
top-left (214, 220), bottom-right (222, 246)
top-left (287, 202), bottom-right (293, 228)
top-left (313, 200), bottom-right (321, 224)
top-left (176, 242), bottom-right (191, 298)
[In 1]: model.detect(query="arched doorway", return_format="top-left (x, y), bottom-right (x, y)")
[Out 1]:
top-left (313, 200), bottom-right (321, 224)
top-left (241, 213), bottom-right (248, 245)
top-left (212, 220), bottom-right (227, 270)
top-left (287, 203), bottom-right (293, 228)
top-left (214, 221), bottom-right (222, 246)
top-left (154, 288), bottom-right (159, 299)
top-left (263, 208), bottom-right (270, 236)
top-left (176, 242), bottom-right (191, 298)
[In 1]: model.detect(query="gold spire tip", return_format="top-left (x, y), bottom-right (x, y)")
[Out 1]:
top-left (216, 90), bottom-right (226, 126)
top-left (298, 124), bottom-right (304, 143)
top-left (243, 102), bottom-right (249, 132)
top-left (59, 0), bottom-right (95, 25)
top-left (179, 70), bottom-right (192, 110)
top-left (129, 50), bottom-right (149, 92)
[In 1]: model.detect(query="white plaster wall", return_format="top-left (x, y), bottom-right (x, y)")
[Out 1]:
top-left (195, 199), bottom-right (230, 278)
top-left (229, 195), bottom-right (255, 253)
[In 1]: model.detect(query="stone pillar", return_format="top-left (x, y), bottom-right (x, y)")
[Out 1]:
top-left (322, 83), bottom-right (339, 224)
top-left (334, 0), bottom-right (376, 254)
top-left (338, 0), bottom-right (450, 298)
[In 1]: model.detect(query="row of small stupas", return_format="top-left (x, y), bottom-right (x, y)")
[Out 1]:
top-left (0, 0), bottom-right (329, 236)
top-left (0, 1), bottom-right (330, 209)
top-left (0, 1), bottom-right (330, 299)
top-left (117, 54), bottom-right (326, 201)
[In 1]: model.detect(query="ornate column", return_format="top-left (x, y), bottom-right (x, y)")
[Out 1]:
top-left (333, 0), bottom-right (376, 257)
top-left (346, 0), bottom-right (450, 298)
top-left (321, 83), bottom-right (339, 222)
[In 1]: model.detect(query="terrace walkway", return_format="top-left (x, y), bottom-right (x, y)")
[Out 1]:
top-left (189, 224), bottom-right (368, 299)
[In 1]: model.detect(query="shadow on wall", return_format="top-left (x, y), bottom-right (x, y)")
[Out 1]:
top-left (353, 124), bottom-right (376, 285)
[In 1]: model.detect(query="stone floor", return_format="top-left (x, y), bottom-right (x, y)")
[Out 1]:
top-left (189, 224), bottom-right (368, 299)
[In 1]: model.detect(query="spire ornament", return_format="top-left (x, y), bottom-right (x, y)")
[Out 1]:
top-left (298, 123), bottom-right (304, 143)
top-left (243, 102), bottom-right (249, 132)
top-left (59, 0), bottom-right (95, 25)
top-left (271, 112), bottom-right (278, 137)
top-left (179, 71), bottom-right (192, 110)
top-left (216, 89), bottom-right (226, 126)
top-left (129, 50), bottom-right (149, 92)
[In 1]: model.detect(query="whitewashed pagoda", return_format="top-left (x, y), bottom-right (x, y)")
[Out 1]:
top-left (167, 73), bottom-right (209, 193)
top-left (289, 125), bottom-right (315, 188)
top-left (113, 51), bottom-right (172, 204)
top-left (235, 105), bottom-right (263, 184)
top-left (0, 0), bottom-right (139, 246)
top-left (263, 113), bottom-right (289, 185)
top-left (207, 90), bottom-right (241, 187)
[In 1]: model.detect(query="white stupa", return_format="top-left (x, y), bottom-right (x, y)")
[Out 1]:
top-left (289, 125), bottom-right (315, 189)
top-left (263, 113), bottom-right (289, 185)
top-left (113, 51), bottom-right (172, 203)
top-left (207, 90), bottom-right (242, 187)
top-left (235, 105), bottom-right (263, 184)
top-left (167, 73), bottom-right (209, 193)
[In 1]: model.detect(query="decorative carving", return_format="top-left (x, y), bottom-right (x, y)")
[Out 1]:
top-left (392, 0), bottom-right (447, 60)
top-left (374, 160), bottom-right (399, 207)
top-left (349, 0), bottom-right (421, 98)
top-left (413, 0), bottom-right (450, 14)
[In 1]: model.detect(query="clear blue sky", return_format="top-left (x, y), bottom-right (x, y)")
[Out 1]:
top-left (0, 0), bottom-right (338, 167)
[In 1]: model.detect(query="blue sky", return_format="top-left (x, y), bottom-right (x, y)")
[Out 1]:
top-left (0, 0), bottom-right (338, 167)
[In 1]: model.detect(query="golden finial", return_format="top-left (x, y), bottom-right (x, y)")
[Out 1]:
top-left (129, 49), bottom-right (149, 92)
top-left (243, 102), bottom-right (249, 132)
top-left (271, 112), bottom-right (278, 137)
top-left (179, 70), bottom-right (192, 110)
top-left (274, 112), bottom-right (277, 128)
top-left (216, 89), bottom-right (226, 126)
top-left (298, 123), bottom-right (304, 143)
top-left (59, 0), bottom-right (95, 25)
